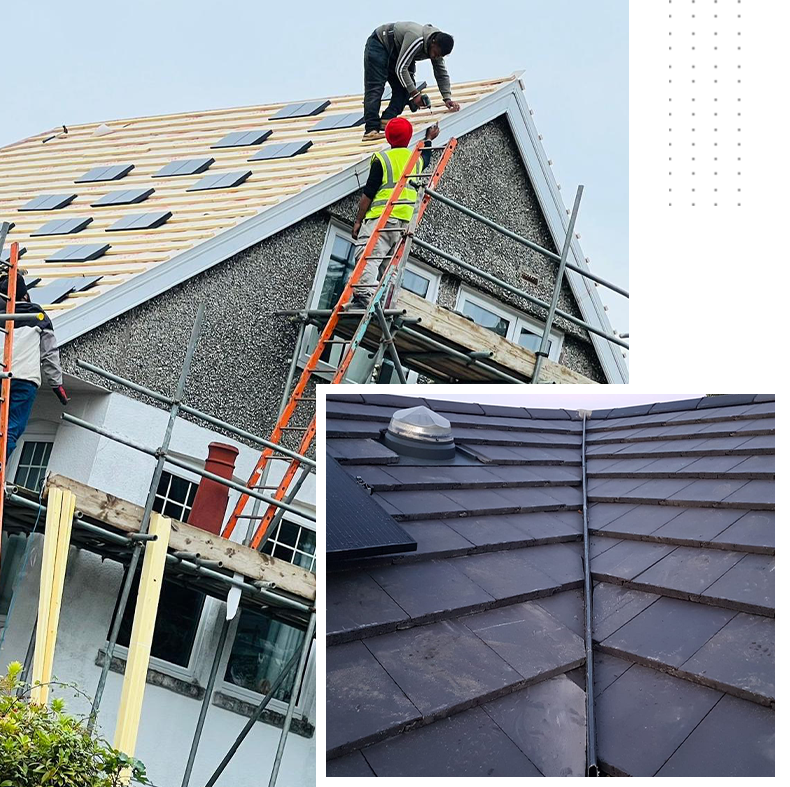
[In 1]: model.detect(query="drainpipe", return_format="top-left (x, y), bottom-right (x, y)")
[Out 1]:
top-left (579, 409), bottom-right (598, 777)
top-left (187, 443), bottom-right (240, 535)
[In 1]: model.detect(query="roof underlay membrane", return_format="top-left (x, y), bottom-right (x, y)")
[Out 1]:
top-left (325, 393), bottom-right (774, 778)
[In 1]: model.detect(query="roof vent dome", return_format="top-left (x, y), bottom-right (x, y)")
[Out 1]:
top-left (384, 406), bottom-right (455, 459)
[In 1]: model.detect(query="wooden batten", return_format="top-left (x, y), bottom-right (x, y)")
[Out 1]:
top-left (44, 474), bottom-right (315, 603)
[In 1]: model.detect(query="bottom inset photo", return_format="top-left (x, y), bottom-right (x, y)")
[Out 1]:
top-left (324, 391), bottom-right (774, 778)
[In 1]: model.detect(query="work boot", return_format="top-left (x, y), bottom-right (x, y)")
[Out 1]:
top-left (362, 130), bottom-right (386, 142)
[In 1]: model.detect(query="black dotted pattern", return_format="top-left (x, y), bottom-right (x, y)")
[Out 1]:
top-left (668, 0), bottom-right (743, 207)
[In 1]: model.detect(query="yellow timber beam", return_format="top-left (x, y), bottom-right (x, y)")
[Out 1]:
top-left (30, 487), bottom-right (76, 705)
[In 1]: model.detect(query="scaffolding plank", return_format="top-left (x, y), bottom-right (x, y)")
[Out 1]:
top-left (44, 474), bottom-right (315, 601)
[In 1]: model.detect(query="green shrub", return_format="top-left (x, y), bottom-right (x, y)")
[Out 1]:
top-left (0, 663), bottom-right (149, 786)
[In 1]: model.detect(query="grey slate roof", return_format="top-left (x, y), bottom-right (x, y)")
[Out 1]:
top-left (325, 394), bottom-right (775, 778)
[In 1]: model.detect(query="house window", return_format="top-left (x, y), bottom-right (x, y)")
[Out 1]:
top-left (317, 232), bottom-right (356, 310)
top-left (260, 519), bottom-right (316, 574)
top-left (111, 471), bottom-right (204, 670)
top-left (154, 471), bottom-right (198, 523)
top-left (456, 287), bottom-right (563, 362)
top-left (224, 608), bottom-right (307, 704)
top-left (13, 441), bottom-right (53, 492)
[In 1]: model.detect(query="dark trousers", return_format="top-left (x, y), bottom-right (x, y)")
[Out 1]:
top-left (363, 33), bottom-right (414, 132)
top-left (7, 379), bottom-right (38, 459)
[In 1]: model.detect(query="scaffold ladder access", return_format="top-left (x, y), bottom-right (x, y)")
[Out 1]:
top-left (221, 139), bottom-right (457, 546)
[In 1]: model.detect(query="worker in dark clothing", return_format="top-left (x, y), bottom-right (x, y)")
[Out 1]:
top-left (351, 117), bottom-right (440, 306)
top-left (362, 21), bottom-right (460, 141)
top-left (1, 273), bottom-right (68, 459)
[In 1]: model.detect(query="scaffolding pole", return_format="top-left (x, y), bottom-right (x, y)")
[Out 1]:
top-left (88, 303), bottom-right (206, 730)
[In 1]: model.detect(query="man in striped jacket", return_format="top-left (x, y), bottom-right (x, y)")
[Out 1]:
top-left (1, 273), bottom-right (68, 460)
top-left (362, 21), bottom-right (460, 141)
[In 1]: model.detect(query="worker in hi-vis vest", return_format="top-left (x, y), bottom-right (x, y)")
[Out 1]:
top-left (351, 117), bottom-right (440, 307)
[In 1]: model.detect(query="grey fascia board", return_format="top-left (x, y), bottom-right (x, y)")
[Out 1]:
top-left (507, 89), bottom-right (627, 383)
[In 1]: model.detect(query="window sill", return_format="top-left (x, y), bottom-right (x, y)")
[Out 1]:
top-left (95, 650), bottom-right (314, 738)
top-left (213, 691), bottom-right (315, 739)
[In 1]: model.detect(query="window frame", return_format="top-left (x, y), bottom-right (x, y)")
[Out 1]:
top-left (8, 420), bottom-right (58, 491)
top-left (456, 286), bottom-right (564, 362)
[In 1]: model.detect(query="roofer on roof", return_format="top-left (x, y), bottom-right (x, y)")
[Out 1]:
top-left (362, 21), bottom-right (460, 141)
top-left (1, 273), bottom-right (68, 459)
top-left (350, 117), bottom-right (440, 307)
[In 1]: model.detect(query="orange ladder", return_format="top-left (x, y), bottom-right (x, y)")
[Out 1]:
top-left (222, 139), bottom-right (457, 547)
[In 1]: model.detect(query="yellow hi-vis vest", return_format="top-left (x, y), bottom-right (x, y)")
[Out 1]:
top-left (365, 147), bottom-right (424, 222)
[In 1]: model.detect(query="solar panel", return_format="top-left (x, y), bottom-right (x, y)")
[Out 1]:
top-left (153, 158), bottom-right (214, 178)
top-left (271, 99), bottom-right (331, 120)
top-left (75, 164), bottom-right (134, 183)
top-left (186, 171), bottom-right (252, 192)
top-left (382, 80), bottom-right (427, 102)
top-left (46, 244), bottom-right (110, 262)
top-left (248, 140), bottom-right (313, 161)
top-left (326, 455), bottom-right (417, 561)
top-left (106, 210), bottom-right (172, 232)
top-left (19, 194), bottom-right (77, 211)
top-left (92, 188), bottom-right (154, 207)
top-left (309, 112), bottom-right (365, 132)
top-left (30, 275), bottom-right (103, 305)
top-left (0, 246), bottom-right (26, 263)
top-left (31, 217), bottom-right (93, 236)
top-left (211, 130), bottom-right (272, 148)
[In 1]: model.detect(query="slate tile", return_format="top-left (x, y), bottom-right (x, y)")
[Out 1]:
top-left (638, 455), bottom-right (709, 473)
top-left (667, 478), bottom-right (749, 505)
top-left (656, 694), bottom-right (774, 776)
top-left (453, 549), bottom-right (560, 600)
top-left (366, 619), bottom-right (523, 716)
top-left (371, 493), bottom-right (403, 516)
top-left (362, 705), bottom-right (542, 777)
top-left (350, 465), bottom-right (401, 490)
top-left (722, 479), bottom-right (775, 508)
top-left (713, 511), bottom-right (775, 551)
top-left (326, 751), bottom-right (375, 777)
top-left (587, 478), bottom-right (660, 498)
top-left (326, 392), bottom-right (364, 403)
top-left (525, 407), bottom-right (572, 420)
top-left (362, 393), bottom-right (425, 408)
top-left (651, 507), bottom-right (745, 542)
top-left (375, 489), bottom-right (463, 518)
top-left (696, 435), bottom-right (752, 452)
top-left (398, 519), bottom-right (474, 556)
top-left (591, 456), bottom-right (672, 474)
top-left (702, 554), bottom-right (774, 612)
top-left (516, 510), bottom-right (583, 538)
top-left (736, 434), bottom-right (775, 452)
top-left (481, 403), bottom-right (531, 418)
top-left (649, 398), bottom-right (703, 413)
top-left (327, 572), bottom-right (407, 637)
top-left (617, 477), bottom-right (696, 500)
top-left (592, 582), bottom-right (660, 642)
top-left (491, 486), bottom-right (569, 510)
top-left (593, 652), bottom-right (633, 696)
top-left (380, 464), bottom-right (503, 489)
top-left (682, 612), bottom-right (774, 701)
top-left (443, 513), bottom-right (535, 547)
top-left (326, 418), bottom-right (380, 438)
top-left (326, 438), bottom-right (398, 464)
top-left (368, 560), bottom-right (493, 619)
top-left (538, 485), bottom-right (584, 507)
top-left (588, 503), bottom-right (638, 529)
top-left (326, 641), bottom-right (420, 753)
top-left (461, 444), bottom-right (524, 463)
top-left (598, 504), bottom-right (683, 535)
top-left (534, 588), bottom-right (585, 637)
top-left (696, 393), bottom-right (758, 409)
top-left (596, 664), bottom-right (722, 776)
top-left (589, 535), bottom-right (622, 558)
top-left (326, 400), bottom-right (395, 420)
top-left (487, 464), bottom-right (582, 484)
top-left (591, 540), bottom-right (676, 581)
top-left (463, 601), bottom-right (584, 679)
top-left (484, 675), bottom-right (586, 777)
top-left (426, 397), bottom-right (484, 415)
top-left (681, 455), bottom-right (753, 475)
top-left (522, 542), bottom-right (584, 585)
top-left (730, 454), bottom-right (775, 475)
top-left (442, 487), bottom-right (521, 513)
top-left (600, 596), bottom-right (736, 667)
top-left (635, 547), bottom-right (744, 595)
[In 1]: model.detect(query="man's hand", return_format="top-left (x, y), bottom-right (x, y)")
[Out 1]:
top-left (444, 99), bottom-right (460, 112)
top-left (411, 92), bottom-right (427, 109)
top-left (52, 385), bottom-right (69, 405)
top-left (352, 220), bottom-right (362, 240)
top-left (425, 123), bottom-right (440, 141)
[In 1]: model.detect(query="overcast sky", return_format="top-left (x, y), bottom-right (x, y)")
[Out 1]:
top-left (3, 0), bottom-right (628, 332)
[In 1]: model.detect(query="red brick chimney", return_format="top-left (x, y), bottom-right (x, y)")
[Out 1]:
top-left (187, 442), bottom-right (240, 535)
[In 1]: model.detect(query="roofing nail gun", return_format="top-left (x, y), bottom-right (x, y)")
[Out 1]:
top-left (408, 92), bottom-right (432, 113)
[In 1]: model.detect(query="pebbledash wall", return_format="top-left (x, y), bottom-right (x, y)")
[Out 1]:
top-left (1, 389), bottom-right (316, 787)
top-left (59, 114), bottom-right (606, 424)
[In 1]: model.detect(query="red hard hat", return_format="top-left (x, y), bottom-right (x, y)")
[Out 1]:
top-left (385, 116), bottom-right (413, 147)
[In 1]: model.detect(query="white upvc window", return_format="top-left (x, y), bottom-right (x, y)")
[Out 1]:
top-left (456, 286), bottom-right (563, 362)
top-left (301, 222), bottom-right (441, 383)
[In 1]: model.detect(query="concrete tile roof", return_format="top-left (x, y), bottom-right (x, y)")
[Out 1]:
top-left (325, 393), bottom-right (774, 777)
top-left (0, 77), bottom-right (513, 313)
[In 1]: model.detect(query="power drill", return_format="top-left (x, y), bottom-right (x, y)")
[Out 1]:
top-left (408, 92), bottom-right (432, 113)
